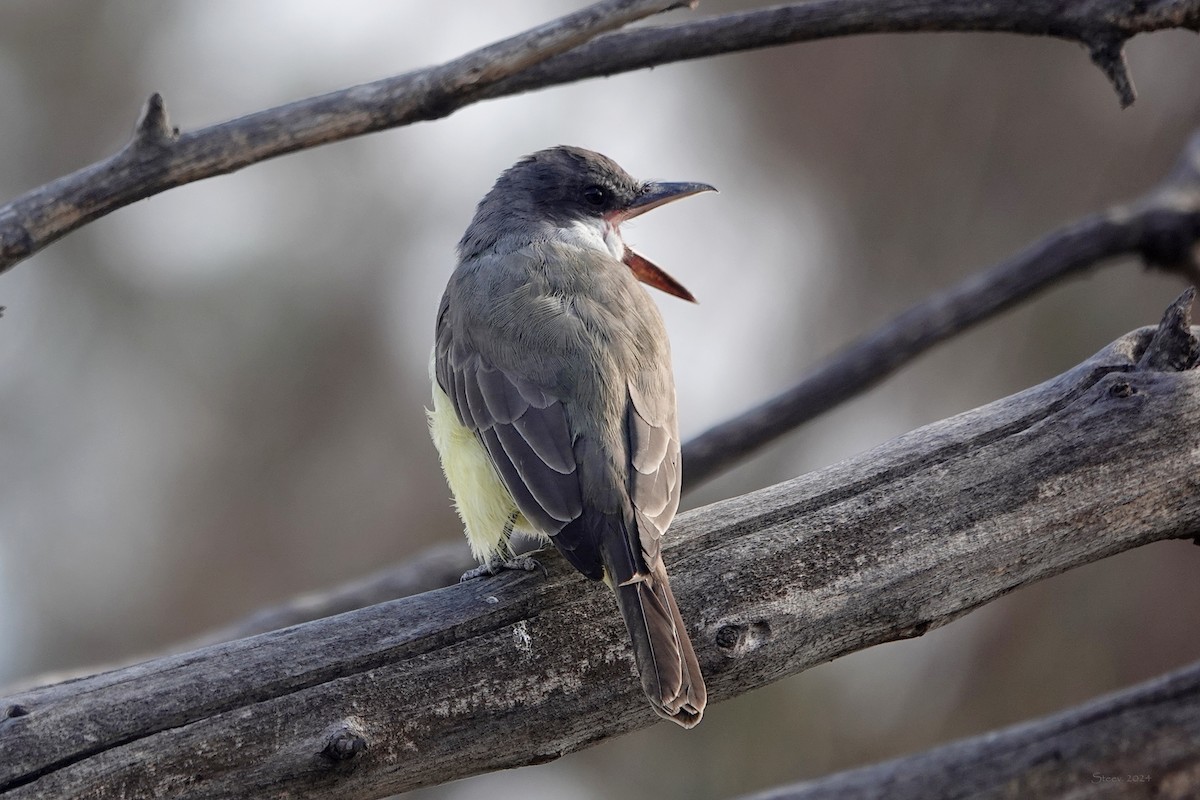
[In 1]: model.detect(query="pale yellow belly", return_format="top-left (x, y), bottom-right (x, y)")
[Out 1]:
top-left (426, 355), bottom-right (535, 563)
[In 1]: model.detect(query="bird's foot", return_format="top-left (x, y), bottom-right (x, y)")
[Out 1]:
top-left (459, 554), bottom-right (544, 582)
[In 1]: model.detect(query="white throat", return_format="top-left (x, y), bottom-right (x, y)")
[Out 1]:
top-left (561, 217), bottom-right (625, 261)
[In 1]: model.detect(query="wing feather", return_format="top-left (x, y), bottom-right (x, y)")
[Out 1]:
top-left (626, 381), bottom-right (682, 569)
top-left (512, 405), bottom-right (576, 475)
top-left (477, 362), bottom-right (526, 425)
top-left (437, 349), bottom-right (584, 539)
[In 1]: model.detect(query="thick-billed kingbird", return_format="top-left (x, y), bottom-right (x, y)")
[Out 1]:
top-left (428, 145), bottom-right (713, 727)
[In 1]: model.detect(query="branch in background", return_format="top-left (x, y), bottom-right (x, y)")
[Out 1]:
top-left (184, 543), bottom-right (474, 647)
top-left (3, 301), bottom-right (1198, 798)
top-left (2, 0), bottom-right (1198, 273)
top-left (2, 538), bottom-right (530, 690)
top-left (186, 532), bottom-right (548, 644)
top-left (0, 0), bottom-right (689, 274)
top-left (681, 128), bottom-right (1200, 488)
top-left (485, 0), bottom-right (1200, 108)
top-left (742, 657), bottom-right (1200, 800)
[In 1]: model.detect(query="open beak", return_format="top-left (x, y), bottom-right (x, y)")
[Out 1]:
top-left (616, 181), bottom-right (716, 303)
top-left (622, 181), bottom-right (717, 221)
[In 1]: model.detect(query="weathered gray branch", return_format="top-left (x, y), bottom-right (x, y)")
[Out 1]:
top-left (683, 127), bottom-right (1200, 487)
top-left (0, 0), bottom-right (689, 273)
top-left (482, 0), bottom-right (1200, 108)
top-left (741, 657), bottom-right (1200, 800)
top-left (2, 0), bottom-right (1197, 273)
top-left (3, 298), bottom-right (1198, 798)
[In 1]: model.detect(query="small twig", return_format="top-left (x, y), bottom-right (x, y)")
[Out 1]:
top-left (131, 92), bottom-right (177, 147)
top-left (681, 129), bottom-right (1200, 489)
top-left (1137, 287), bottom-right (1200, 371)
top-left (1, 0), bottom-right (1197, 273)
top-left (1087, 35), bottom-right (1137, 108)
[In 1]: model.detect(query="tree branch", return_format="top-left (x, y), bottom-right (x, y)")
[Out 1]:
top-left (1, 0), bottom-right (1197, 273)
top-left (3, 298), bottom-right (1198, 798)
top-left (484, 0), bottom-right (1200, 109)
top-left (0, 0), bottom-right (690, 274)
top-left (682, 127), bottom-right (1200, 489)
top-left (741, 657), bottom-right (1200, 799)
top-left (0, 545), bottom-right (483, 692)
top-left (182, 543), bottom-right (475, 648)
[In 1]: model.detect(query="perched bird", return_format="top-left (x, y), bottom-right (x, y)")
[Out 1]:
top-left (428, 146), bottom-right (713, 727)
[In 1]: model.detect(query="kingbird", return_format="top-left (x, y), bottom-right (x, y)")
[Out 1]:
top-left (428, 146), bottom-right (713, 727)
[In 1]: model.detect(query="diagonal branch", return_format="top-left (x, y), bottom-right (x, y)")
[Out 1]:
top-left (740, 657), bottom-right (1200, 799)
top-left (2, 301), bottom-right (1198, 798)
top-left (0, 0), bottom-right (690, 274)
top-left (681, 127), bottom-right (1200, 489)
top-left (1, 0), bottom-right (1197, 273)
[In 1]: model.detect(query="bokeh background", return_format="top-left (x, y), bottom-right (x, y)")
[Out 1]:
top-left (2, 2), bottom-right (1199, 797)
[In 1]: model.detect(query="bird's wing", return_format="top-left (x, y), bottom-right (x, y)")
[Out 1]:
top-left (435, 246), bottom-right (680, 581)
top-left (624, 376), bottom-right (682, 574)
top-left (436, 287), bottom-right (609, 576)
top-left (437, 342), bottom-right (584, 528)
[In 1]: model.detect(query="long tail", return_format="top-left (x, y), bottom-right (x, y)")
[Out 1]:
top-left (603, 535), bottom-right (706, 728)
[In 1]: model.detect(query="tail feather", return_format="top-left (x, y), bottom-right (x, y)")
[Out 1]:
top-left (605, 540), bottom-right (706, 727)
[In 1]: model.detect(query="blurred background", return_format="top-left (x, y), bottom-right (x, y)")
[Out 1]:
top-left (2, 1), bottom-right (1199, 797)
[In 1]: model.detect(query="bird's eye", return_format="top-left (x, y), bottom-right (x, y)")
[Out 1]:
top-left (582, 185), bottom-right (608, 206)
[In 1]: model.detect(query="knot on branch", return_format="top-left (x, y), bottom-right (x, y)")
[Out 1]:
top-left (1136, 288), bottom-right (1200, 372)
top-left (3, 704), bottom-right (29, 720)
top-left (318, 720), bottom-right (369, 767)
top-left (897, 620), bottom-right (932, 640)
top-left (714, 619), bottom-right (773, 659)
top-left (1107, 380), bottom-right (1137, 399)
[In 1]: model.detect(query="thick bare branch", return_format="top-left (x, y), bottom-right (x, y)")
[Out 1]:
top-left (2, 306), bottom-right (1198, 798)
top-left (1, 0), bottom-right (1197, 273)
top-left (742, 658), bottom-right (1200, 799)
top-left (682, 128), bottom-right (1200, 488)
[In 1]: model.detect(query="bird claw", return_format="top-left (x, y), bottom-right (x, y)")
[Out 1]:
top-left (459, 554), bottom-right (544, 582)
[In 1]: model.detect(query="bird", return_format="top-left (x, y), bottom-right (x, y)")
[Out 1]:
top-left (428, 145), bottom-right (713, 727)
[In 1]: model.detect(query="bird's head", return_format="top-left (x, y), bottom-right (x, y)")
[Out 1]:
top-left (459, 146), bottom-right (715, 302)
